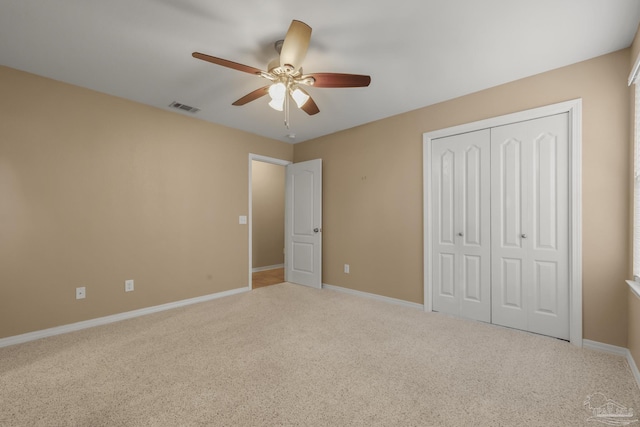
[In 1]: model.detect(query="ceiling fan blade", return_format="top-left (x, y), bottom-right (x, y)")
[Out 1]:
top-left (192, 52), bottom-right (263, 76)
top-left (232, 86), bottom-right (270, 106)
top-left (297, 88), bottom-right (320, 115)
top-left (306, 73), bottom-right (371, 88)
top-left (280, 20), bottom-right (311, 71)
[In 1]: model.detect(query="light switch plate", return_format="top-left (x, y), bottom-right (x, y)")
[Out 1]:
top-left (239, 215), bottom-right (247, 225)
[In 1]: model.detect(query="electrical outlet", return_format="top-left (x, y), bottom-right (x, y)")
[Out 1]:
top-left (344, 264), bottom-right (350, 274)
top-left (125, 279), bottom-right (134, 292)
top-left (76, 287), bottom-right (86, 300)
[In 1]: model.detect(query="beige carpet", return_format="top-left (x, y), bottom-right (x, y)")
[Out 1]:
top-left (1, 283), bottom-right (639, 426)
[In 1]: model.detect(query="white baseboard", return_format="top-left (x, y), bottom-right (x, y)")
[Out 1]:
top-left (583, 339), bottom-right (640, 391)
top-left (252, 264), bottom-right (284, 273)
top-left (583, 339), bottom-right (628, 356)
top-left (322, 283), bottom-right (424, 310)
top-left (0, 286), bottom-right (251, 349)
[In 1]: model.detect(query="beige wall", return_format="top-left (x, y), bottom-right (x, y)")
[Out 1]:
top-left (251, 160), bottom-right (285, 269)
top-left (295, 49), bottom-right (631, 347)
top-left (0, 66), bottom-right (293, 339)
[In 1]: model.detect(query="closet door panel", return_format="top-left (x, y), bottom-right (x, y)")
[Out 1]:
top-left (534, 133), bottom-right (559, 251)
top-left (534, 260), bottom-right (559, 314)
top-left (459, 137), bottom-right (491, 322)
top-left (432, 145), bottom-right (459, 315)
top-left (491, 134), bottom-right (527, 329)
top-left (431, 130), bottom-right (491, 322)
top-left (463, 145), bottom-right (482, 246)
top-left (497, 138), bottom-right (524, 249)
top-left (501, 257), bottom-right (523, 308)
top-left (528, 114), bottom-right (569, 339)
top-left (438, 150), bottom-right (456, 245)
top-left (491, 114), bottom-right (569, 340)
top-left (463, 255), bottom-right (482, 301)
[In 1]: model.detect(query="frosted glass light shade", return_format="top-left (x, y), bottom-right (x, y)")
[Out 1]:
top-left (291, 88), bottom-right (310, 108)
top-left (268, 82), bottom-right (286, 111)
top-left (268, 83), bottom-right (286, 101)
top-left (268, 98), bottom-right (284, 111)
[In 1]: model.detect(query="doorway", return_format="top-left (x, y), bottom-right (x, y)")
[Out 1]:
top-left (248, 154), bottom-right (291, 289)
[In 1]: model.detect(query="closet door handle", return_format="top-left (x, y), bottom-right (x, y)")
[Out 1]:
top-left (458, 232), bottom-right (463, 237)
top-left (521, 234), bottom-right (527, 239)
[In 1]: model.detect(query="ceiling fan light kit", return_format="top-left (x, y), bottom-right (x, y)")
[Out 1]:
top-left (192, 20), bottom-right (371, 129)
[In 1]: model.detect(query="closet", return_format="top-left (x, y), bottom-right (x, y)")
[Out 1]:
top-left (430, 113), bottom-right (569, 340)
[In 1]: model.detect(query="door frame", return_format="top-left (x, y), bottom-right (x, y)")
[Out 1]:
top-left (422, 99), bottom-right (583, 346)
top-left (248, 154), bottom-right (291, 290)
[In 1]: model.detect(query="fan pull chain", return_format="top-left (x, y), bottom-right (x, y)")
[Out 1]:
top-left (284, 77), bottom-right (292, 129)
top-left (284, 90), bottom-right (290, 129)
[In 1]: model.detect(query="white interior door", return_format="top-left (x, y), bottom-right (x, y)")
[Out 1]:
top-left (491, 113), bottom-right (569, 340)
top-left (285, 159), bottom-right (322, 288)
top-left (431, 130), bottom-right (491, 322)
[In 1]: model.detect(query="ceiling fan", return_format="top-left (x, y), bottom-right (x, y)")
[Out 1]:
top-left (192, 20), bottom-right (371, 128)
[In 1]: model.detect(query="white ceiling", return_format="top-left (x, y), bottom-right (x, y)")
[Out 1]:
top-left (2, 1), bottom-right (639, 143)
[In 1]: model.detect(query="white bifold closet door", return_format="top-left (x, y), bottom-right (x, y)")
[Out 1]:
top-left (431, 129), bottom-right (491, 322)
top-left (431, 113), bottom-right (569, 340)
top-left (490, 113), bottom-right (569, 340)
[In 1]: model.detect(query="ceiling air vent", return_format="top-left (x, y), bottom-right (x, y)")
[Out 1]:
top-left (169, 101), bottom-right (200, 114)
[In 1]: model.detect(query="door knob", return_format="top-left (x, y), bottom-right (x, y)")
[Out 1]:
top-left (458, 232), bottom-right (463, 237)
top-left (521, 234), bottom-right (527, 238)
top-left (314, 228), bottom-right (319, 233)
